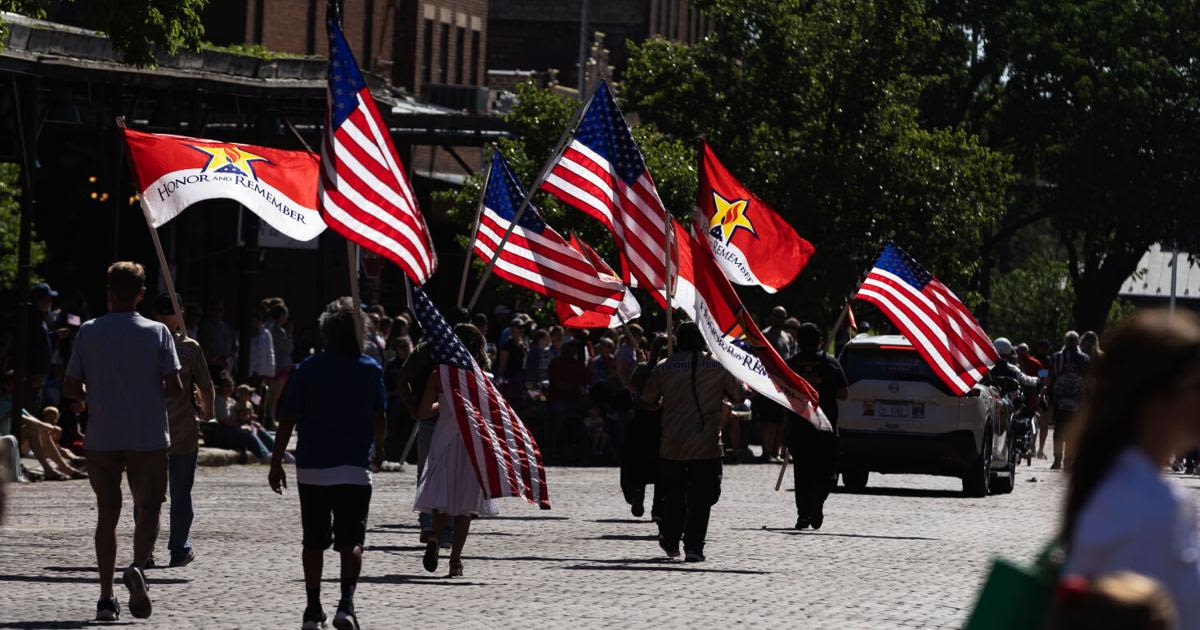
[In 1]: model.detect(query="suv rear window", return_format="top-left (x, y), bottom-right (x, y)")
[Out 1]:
top-left (840, 346), bottom-right (955, 395)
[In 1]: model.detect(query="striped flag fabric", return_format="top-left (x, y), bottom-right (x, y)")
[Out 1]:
top-left (320, 4), bottom-right (436, 284)
top-left (408, 282), bottom-right (551, 509)
top-left (854, 244), bottom-right (998, 395)
top-left (474, 150), bottom-right (625, 313)
top-left (540, 79), bottom-right (671, 306)
top-left (555, 233), bottom-right (642, 329)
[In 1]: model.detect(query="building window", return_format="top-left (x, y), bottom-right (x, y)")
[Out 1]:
top-left (455, 26), bottom-right (465, 84)
top-left (439, 22), bottom-right (450, 83)
top-left (422, 19), bottom-right (433, 86)
top-left (470, 29), bottom-right (481, 85)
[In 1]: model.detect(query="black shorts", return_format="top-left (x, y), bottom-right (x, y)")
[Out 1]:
top-left (298, 483), bottom-right (372, 552)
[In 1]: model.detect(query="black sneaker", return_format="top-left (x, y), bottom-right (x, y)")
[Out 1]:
top-left (631, 499), bottom-right (645, 518)
top-left (684, 551), bottom-right (706, 563)
top-left (422, 538), bottom-right (440, 573)
top-left (122, 565), bottom-right (152, 619)
top-left (811, 508), bottom-right (825, 530)
top-left (332, 600), bottom-right (359, 630)
top-left (795, 516), bottom-right (811, 530)
top-left (658, 538), bottom-right (681, 559)
top-left (301, 604), bottom-right (327, 630)
top-left (95, 597), bottom-right (121, 622)
top-left (168, 550), bottom-right (195, 568)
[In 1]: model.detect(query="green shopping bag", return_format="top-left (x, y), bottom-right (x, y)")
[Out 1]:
top-left (963, 542), bottom-right (1062, 630)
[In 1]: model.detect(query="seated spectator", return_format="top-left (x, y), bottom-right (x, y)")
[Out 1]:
top-left (204, 381), bottom-right (284, 464)
top-left (214, 373), bottom-right (235, 425)
top-left (20, 408), bottom-right (86, 480)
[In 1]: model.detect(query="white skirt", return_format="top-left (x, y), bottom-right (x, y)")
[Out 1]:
top-left (413, 413), bottom-right (499, 517)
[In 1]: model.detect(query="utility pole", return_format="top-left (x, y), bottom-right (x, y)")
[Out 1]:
top-left (1169, 241), bottom-right (1179, 313)
top-left (577, 0), bottom-right (591, 97)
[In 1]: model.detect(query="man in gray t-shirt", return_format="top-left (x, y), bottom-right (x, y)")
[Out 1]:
top-left (63, 262), bottom-right (182, 623)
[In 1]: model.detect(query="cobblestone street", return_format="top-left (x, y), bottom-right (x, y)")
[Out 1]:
top-left (5, 458), bottom-right (1182, 629)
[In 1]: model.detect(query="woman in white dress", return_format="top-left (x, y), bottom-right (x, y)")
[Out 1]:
top-left (414, 323), bottom-right (498, 577)
top-left (1061, 310), bottom-right (1200, 629)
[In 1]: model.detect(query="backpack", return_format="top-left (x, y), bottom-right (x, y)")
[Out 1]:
top-left (1052, 352), bottom-right (1086, 411)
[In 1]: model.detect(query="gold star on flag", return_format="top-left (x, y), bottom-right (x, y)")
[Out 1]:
top-left (708, 191), bottom-right (756, 243)
top-left (191, 144), bottom-right (270, 180)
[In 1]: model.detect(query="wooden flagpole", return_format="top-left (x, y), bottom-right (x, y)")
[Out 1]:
top-left (116, 117), bottom-right (185, 332)
top-left (348, 243), bottom-right (364, 349)
top-left (466, 78), bottom-right (600, 312)
top-left (664, 219), bottom-right (675, 355)
top-left (458, 147), bottom-right (495, 309)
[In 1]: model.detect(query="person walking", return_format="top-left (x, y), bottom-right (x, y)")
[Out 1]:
top-left (269, 297), bottom-right (386, 630)
top-left (1060, 309), bottom-right (1200, 629)
top-left (622, 333), bottom-right (668, 519)
top-left (1048, 331), bottom-right (1091, 469)
top-left (640, 322), bottom-right (742, 562)
top-left (414, 323), bottom-right (499, 577)
top-left (785, 323), bottom-right (848, 530)
top-left (756, 306), bottom-right (796, 462)
top-left (151, 293), bottom-right (214, 568)
top-left (265, 303), bottom-right (293, 426)
top-left (63, 262), bottom-right (183, 622)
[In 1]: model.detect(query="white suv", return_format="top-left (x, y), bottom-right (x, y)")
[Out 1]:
top-left (836, 335), bottom-right (1017, 496)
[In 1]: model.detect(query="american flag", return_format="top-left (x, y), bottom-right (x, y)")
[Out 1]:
top-left (408, 282), bottom-right (550, 509)
top-left (474, 150), bottom-right (625, 314)
top-left (854, 244), bottom-right (998, 395)
top-left (540, 79), bottom-right (671, 306)
top-left (320, 4), bottom-right (435, 284)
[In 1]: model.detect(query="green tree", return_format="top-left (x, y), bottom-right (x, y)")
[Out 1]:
top-left (622, 0), bottom-right (1014, 322)
top-left (1, 0), bottom-right (207, 66)
top-left (0, 163), bottom-right (45, 289)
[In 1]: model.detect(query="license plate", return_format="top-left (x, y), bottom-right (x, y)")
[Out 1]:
top-left (878, 402), bottom-right (910, 418)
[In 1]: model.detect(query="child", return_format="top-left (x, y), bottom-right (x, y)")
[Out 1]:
top-left (233, 384), bottom-right (258, 424)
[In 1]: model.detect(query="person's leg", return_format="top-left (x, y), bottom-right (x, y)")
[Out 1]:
top-left (682, 459), bottom-right (722, 559)
top-left (1051, 409), bottom-right (1066, 468)
top-left (267, 374), bottom-right (289, 424)
top-left (1035, 410), bottom-right (1049, 458)
top-left (86, 452), bottom-right (124, 601)
top-left (448, 515), bottom-right (471, 575)
top-left (810, 432), bottom-right (837, 529)
top-left (127, 450), bottom-right (168, 570)
top-left (1, 435), bottom-right (21, 482)
top-left (298, 484), bottom-right (333, 623)
top-left (416, 418), bottom-right (436, 535)
top-left (255, 427), bottom-right (276, 452)
top-left (331, 485), bottom-right (370, 621)
top-left (167, 452), bottom-right (198, 562)
top-left (656, 459), bottom-right (686, 555)
top-left (791, 440), bottom-right (811, 528)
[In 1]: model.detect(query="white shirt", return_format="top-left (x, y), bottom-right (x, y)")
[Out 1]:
top-left (248, 326), bottom-right (275, 377)
top-left (1064, 448), bottom-right (1200, 629)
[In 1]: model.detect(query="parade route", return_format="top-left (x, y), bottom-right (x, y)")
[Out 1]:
top-left (0, 458), bottom-right (1140, 629)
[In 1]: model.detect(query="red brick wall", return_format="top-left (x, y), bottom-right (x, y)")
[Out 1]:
top-left (397, 0), bottom-right (489, 96)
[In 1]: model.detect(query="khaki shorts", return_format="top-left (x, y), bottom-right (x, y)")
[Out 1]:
top-left (86, 449), bottom-right (169, 512)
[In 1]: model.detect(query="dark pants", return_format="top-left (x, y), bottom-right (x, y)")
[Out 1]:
top-left (790, 422), bottom-right (838, 520)
top-left (657, 458), bottom-right (722, 555)
top-left (167, 452), bottom-right (198, 559)
top-left (298, 483), bottom-right (372, 552)
top-left (1052, 407), bottom-right (1074, 464)
top-left (621, 410), bottom-right (662, 515)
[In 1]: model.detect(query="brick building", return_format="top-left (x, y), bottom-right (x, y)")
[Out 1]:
top-left (203, 0), bottom-right (488, 100)
top-left (487, 0), bottom-right (710, 89)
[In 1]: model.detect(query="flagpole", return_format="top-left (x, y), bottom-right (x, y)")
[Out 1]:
top-left (664, 220), bottom-right (675, 355)
top-left (459, 148), bottom-right (494, 309)
top-left (116, 117), bottom-right (185, 332)
top-left (466, 78), bottom-right (600, 312)
top-left (348, 242), bottom-right (364, 349)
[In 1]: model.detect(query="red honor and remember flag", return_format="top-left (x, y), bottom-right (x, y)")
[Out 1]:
top-left (122, 128), bottom-right (325, 242)
top-left (696, 141), bottom-right (814, 293)
top-left (854, 244), bottom-right (997, 396)
top-left (320, 3), bottom-right (436, 284)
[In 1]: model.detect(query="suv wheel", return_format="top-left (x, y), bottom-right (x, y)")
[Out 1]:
top-left (962, 426), bottom-right (993, 498)
top-left (842, 470), bottom-right (869, 492)
top-left (989, 431), bottom-right (1017, 495)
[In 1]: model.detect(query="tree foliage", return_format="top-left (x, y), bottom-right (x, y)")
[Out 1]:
top-left (0, 0), bottom-right (207, 66)
top-left (0, 163), bottom-right (45, 290)
top-left (622, 0), bottom-right (1014, 322)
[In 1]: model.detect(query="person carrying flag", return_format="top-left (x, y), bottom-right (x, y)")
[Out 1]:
top-left (640, 322), bottom-right (743, 563)
top-left (785, 323), bottom-right (848, 531)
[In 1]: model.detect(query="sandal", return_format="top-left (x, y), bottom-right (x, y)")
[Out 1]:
top-left (448, 559), bottom-right (463, 577)
top-left (422, 538), bottom-right (439, 573)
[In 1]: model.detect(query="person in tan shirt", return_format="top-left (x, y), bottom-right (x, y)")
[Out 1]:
top-left (152, 294), bottom-right (213, 568)
top-left (640, 322), bottom-right (742, 563)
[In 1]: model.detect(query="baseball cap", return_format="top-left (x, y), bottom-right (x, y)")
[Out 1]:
top-left (30, 283), bottom-right (58, 299)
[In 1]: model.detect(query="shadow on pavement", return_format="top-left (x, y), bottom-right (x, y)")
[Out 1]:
top-left (730, 527), bottom-right (939, 541)
top-left (833, 487), bottom-right (965, 499)
top-left (365, 545), bottom-right (427, 553)
top-left (588, 518), bottom-right (649, 524)
top-left (590, 534), bottom-right (659, 541)
top-left (561, 564), bottom-right (769, 575)
top-left (373, 523), bottom-right (422, 530)
top-left (320, 575), bottom-right (484, 586)
top-left (4, 622), bottom-right (132, 629)
top-left (2, 574), bottom-right (189, 585)
top-left (479, 515), bottom-right (570, 521)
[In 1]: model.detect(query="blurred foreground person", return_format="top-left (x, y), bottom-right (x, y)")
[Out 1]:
top-left (1061, 310), bottom-right (1200, 630)
top-left (1053, 572), bottom-right (1177, 630)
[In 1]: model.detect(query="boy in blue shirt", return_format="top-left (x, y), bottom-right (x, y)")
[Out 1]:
top-left (269, 297), bottom-right (386, 630)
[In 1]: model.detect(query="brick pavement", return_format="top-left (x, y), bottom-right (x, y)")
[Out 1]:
top-left (5, 458), bottom-right (1187, 629)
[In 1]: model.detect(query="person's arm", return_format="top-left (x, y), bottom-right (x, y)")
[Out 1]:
top-left (830, 358), bottom-right (849, 401)
top-left (192, 343), bottom-right (215, 419)
top-left (417, 372), bottom-right (441, 419)
top-left (63, 376), bottom-right (85, 402)
top-left (160, 328), bottom-right (184, 398)
top-left (164, 373), bottom-right (184, 398)
top-left (268, 412), bottom-right (296, 494)
top-left (63, 331), bottom-right (85, 401)
top-left (497, 348), bottom-right (510, 381)
top-left (639, 367), bottom-right (662, 408)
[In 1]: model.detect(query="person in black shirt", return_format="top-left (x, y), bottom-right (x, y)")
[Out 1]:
top-left (785, 322), bottom-right (848, 530)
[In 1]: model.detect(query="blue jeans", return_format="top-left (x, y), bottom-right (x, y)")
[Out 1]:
top-left (168, 452), bottom-right (198, 558)
top-left (206, 424), bottom-right (272, 460)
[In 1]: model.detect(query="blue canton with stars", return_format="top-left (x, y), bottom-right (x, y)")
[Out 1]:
top-left (409, 283), bottom-right (475, 370)
top-left (485, 150), bottom-right (547, 234)
top-left (874, 243), bottom-right (934, 290)
top-left (573, 80), bottom-right (647, 186)
top-left (326, 3), bottom-right (368, 128)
